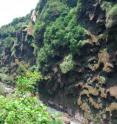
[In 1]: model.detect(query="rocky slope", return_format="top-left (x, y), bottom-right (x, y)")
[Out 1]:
top-left (0, 0), bottom-right (117, 123)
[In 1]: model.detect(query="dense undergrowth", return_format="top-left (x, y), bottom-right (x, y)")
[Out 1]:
top-left (0, 70), bottom-right (62, 124)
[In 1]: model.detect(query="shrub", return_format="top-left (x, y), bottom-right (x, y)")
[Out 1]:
top-left (40, 0), bottom-right (68, 22)
top-left (37, 44), bottom-right (54, 67)
top-left (43, 7), bottom-right (86, 53)
top-left (65, 13), bottom-right (86, 53)
top-left (44, 16), bottom-right (65, 46)
top-left (0, 95), bottom-right (55, 124)
top-left (106, 4), bottom-right (117, 28)
top-left (0, 70), bottom-right (63, 124)
top-left (101, 1), bottom-right (113, 12)
top-left (60, 54), bottom-right (74, 74)
top-left (107, 4), bottom-right (117, 18)
top-left (16, 71), bottom-right (43, 93)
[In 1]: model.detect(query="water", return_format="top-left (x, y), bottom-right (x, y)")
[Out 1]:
top-left (47, 106), bottom-right (63, 115)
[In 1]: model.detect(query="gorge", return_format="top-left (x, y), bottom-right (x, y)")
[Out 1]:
top-left (0, 0), bottom-right (117, 124)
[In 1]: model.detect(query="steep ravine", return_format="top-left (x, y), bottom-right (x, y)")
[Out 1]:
top-left (0, 0), bottom-right (117, 123)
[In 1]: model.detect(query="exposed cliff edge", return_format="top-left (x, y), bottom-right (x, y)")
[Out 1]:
top-left (0, 0), bottom-right (117, 123)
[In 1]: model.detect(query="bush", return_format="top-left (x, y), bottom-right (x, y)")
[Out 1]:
top-left (43, 8), bottom-right (86, 53)
top-left (0, 70), bottom-right (63, 124)
top-left (37, 44), bottom-right (54, 67)
top-left (16, 71), bottom-right (43, 93)
top-left (34, 3), bottom-right (86, 69)
top-left (106, 4), bottom-right (117, 28)
top-left (107, 4), bottom-right (117, 18)
top-left (0, 95), bottom-right (53, 124)
top-left (60, 54), bottom-right (74, 74)
top-left (40, 0), bottom-right (68, 22)
top-left (64, 10), bottom-right (86, 53)
top-left (44, 16), bottom-right (65, 46)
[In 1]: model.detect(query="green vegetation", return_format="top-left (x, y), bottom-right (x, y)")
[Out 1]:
top-left (0, 96), bottom-right (50, 124)
top-left (0, 71), bottom-right (63, 124)
top-left (16, 71), bottom-right (43, 93)
top-left (39, 0), bottom-right (68, 22)
top-left (0, 0), bottom-right (117, 123)
top-left (0, 1), bottom-right (86, 122)
top-left (107, 4), bottom-right (117, 18)
top-left (0, 95), bottom-right (62, 124)
top-left (101, 1), bottom-right (113, 12)
top-left (60, 54), bottom-right (74, 74)
top-left (106, 4), bottom-right (117, 28)
top-left (34, 2), bottom-right (86, 68)
top-left (37, 44), bottom-right (54, 67)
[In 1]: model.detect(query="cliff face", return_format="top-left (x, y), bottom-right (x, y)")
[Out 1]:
top-left (0, 0), bottom-right (117, 123)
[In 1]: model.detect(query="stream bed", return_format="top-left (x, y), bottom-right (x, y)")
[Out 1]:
top-left (39, 97), bottom-right (82, 124)
top-left (46, 104), bottom-right (82, 124)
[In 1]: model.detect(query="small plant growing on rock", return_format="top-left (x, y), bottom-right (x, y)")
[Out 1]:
top-left (106, 4), bottom-right (117, 28)
top-left (60, 54), bottom-right (74, 74)
top-left (107, 4), bottom-right (117, 18)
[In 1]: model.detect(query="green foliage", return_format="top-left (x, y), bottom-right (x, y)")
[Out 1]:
top-left (0, 95), bottom-right (54, 124)
top-left (44, 16), bottom-right (65, 46)
top-left (44, 7), bottom-right (86, 49)
top-left (36, 0), bottom-right (47, 13)
top-left (0, 0), bottom-right (117, 124)
top-left (65, 22), bottom-right (86, 53)
top-left (64, 8), bottom-right (86, 52)
top-left (39, 0), bottom-right (68, 22)
top-left (107, 4), bottom-right (117, 18)
top-left (37, 44), bottom-right (54, 67)
top-left (0, 14), bottom-right (30, 60)
top-left (34, 20), bottom-right (45, 36)
top-left (77, 0), bottom-right (82, 14)
top-left (0, 15), bottom-right (29, 36)
top-left (2, 37), bottom-right (16, 48)
top-left (34, 2), bottom-right (86, 69)
top-left (16, 71), bottom-right (43, 93)
top-left (98, 76), bottom-right (106, 85)
top-left (60, 54), bottom-right (74, 74)
top-left (101, 1), bottom-right (113, 12)
top-left (0, 1), bottom-right (86, 123)
top-left (0, 69), bottom-right (63, 124)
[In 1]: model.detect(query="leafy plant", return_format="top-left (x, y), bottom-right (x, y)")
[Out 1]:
top-left (16, 71), bottom-right (43, 93)
top-left (37, 44), bottom-right (54, 67)
top-left (107, 4), bottom-right (117, 18)
top-left (39, 0), bottom-right (68, 22)
top-left (0, 69), bottom-right (63, 124)
top-left (106, 4), bottom-right (117, 28)
top-left (60, 54), bottom-right (74, 74)
top-left (0, 95), bottom-right (60, 124)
